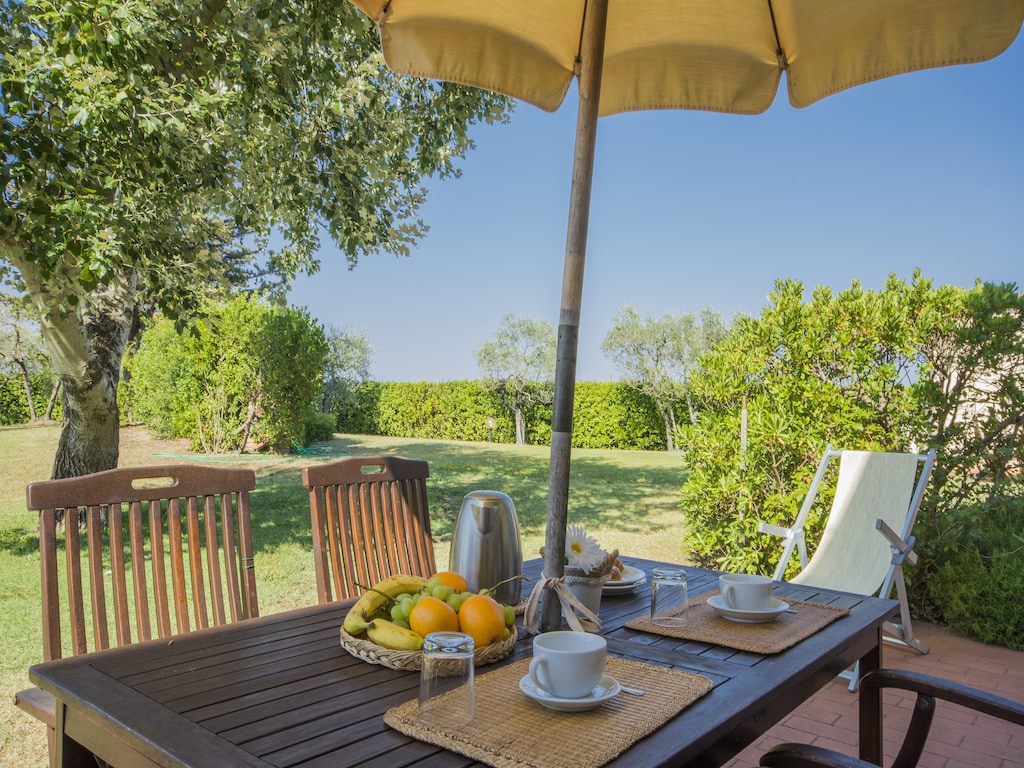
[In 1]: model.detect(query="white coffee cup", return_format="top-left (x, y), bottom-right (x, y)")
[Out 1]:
top-left (529, 631), bottom-right (606, 699)
top-left (719, 573), bottom-right (774, 611)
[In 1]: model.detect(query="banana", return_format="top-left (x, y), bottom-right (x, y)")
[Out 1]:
top-left (342, 574), bottom-right (428, 635)
top-left (366, 618), bottom-right (425, 651)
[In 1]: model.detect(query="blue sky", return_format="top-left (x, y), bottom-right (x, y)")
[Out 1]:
top-left (288, 34), bottom-right (1023, 383)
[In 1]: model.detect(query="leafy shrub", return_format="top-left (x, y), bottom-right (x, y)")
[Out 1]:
top-left (305, 412), bottom-right (336, 444)
top-left (926, 497), bottom-right (1024, 649)
top-left (0, 373), bottom-right (61, 425)
top-left (679, 275), bottom-right (1024, 647)
top-left (126, 296), bottom-right (327, 452)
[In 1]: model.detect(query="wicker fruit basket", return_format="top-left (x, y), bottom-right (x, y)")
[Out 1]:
top-left (339, 624), bottom-right (518, 671)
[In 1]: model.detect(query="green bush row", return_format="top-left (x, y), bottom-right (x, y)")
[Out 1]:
top-left (0, 374), bottom-right (61, 425)
top-left (337, 380), bottom-right (673, 450)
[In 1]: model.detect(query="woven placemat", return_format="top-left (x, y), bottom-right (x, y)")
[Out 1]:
top-left (384, 656), bottom-right (713, 768)
top-left (625, 591), bottom-right (848, 654)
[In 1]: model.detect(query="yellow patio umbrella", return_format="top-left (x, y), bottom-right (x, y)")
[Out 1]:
top-left (348, 0), bottom-right (1024, 630)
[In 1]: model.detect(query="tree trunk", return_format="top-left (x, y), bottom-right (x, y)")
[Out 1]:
top-left (44, 378), bottom-right (61, 421)
top-left (17, 361), bottom-right (38, 421)
top-left (12, 252), bottom-right (137, 478)
top-left (514, 407), bottom-right (526, 446)
top-left (654, 396), bottom-right (674, 451)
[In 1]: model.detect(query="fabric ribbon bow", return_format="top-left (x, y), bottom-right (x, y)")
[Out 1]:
top-left (523, 574), bottom-right (602, 634)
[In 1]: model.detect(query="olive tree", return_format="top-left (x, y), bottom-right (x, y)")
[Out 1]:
top-left (602, 304), bottom-right (728, 450)
top-left (475, 314), bottom-right (556, 445)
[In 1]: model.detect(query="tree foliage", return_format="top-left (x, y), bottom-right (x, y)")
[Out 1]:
top-left (475, 314), bottom-right (556, 445)
top-left (602, 304), bottom-right (728, 450)
top-left (125, 296), bottom-right (328, 452)
top-left (0, 0), bottom-right (510, 475)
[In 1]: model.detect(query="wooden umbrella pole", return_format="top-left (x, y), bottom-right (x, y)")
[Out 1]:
top-left (541, 0), bottom-right (609, 633)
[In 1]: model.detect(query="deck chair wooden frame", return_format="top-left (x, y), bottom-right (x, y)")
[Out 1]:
top-left (302, 455), bottom-right (435, 603)
top-left (759, 446), bottom-right (936, 690)
top-left (15, 464), bottom-right (259, 766)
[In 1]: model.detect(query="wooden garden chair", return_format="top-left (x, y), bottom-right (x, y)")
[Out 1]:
top-left (14, 464), bottom-right (259, 766)
top-left (760, 446), bottom-right (936, 690)
top-left (760, 668), bottom-right (1024, 768)
top-left (302, 455), bottom-right (435, 603)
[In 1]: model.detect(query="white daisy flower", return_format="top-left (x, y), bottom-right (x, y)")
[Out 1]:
top-left (565, 524), bottom-right (605, 574)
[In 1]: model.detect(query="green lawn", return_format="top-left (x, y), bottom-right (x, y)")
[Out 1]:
top-left (0, 423), bottom-right (688, 767)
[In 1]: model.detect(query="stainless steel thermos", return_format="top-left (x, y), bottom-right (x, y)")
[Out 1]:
top-left (448, 491), bottom-right (523, 605)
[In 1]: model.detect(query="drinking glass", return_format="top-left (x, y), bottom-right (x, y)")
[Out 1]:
top-left (418, 631), bottom-right (475, 726)
top-left (651, 568), bottom-right (689, 627)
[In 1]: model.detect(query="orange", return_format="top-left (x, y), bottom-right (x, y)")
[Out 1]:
top-left (430, 571), bottom-right (469, 593)
top-left (409, 596), bottom-right (459, 638)
top-left (457, 594), bottom-right (506, 647)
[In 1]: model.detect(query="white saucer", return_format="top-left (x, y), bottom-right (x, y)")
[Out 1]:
top-left (603, 576), bottom-right (646, 595)
top-left (707, 595), bottom-right (789, 624)
top-left (519, 673), bottom-right (621, 711)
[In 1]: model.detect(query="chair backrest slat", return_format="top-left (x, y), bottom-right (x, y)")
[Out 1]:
top-left (302, 456), bottom-right (435, 603)
top-left (128, 502), bottom-right (152, 642)
top-left (27, 465), bottom-right (259, 661)
top-left (87, 506), bottom-right (114, 651)
top-left (203, 494), bottom-right (226, 626)
top-left (148, 500), bottom-right (171, 637)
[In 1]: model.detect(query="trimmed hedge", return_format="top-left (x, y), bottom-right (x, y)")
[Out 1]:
top-left (340, 380), bottom-right (673, 450)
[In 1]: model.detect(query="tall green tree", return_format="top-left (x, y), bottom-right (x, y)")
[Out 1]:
top-left (0, 0), bottom-right (510, 477)
top-left (475, 314), bottom-right (556, 445)
top-left (602, 304), bottom-right (728, 450)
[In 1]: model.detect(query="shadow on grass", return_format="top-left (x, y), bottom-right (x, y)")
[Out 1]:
top-left (0, 526), bottom-right (38, 557)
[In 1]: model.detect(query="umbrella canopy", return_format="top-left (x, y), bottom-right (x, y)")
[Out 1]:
top-left (349, 0), bottom-right (1024, 630)
top-left (351, 1), bottom-right (1023, 115)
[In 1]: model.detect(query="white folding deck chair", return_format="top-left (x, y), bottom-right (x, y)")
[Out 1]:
top-left (759, 445), bottom-right (937, 690)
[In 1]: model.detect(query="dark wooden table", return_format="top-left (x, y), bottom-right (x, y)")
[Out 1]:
top-left (30, 557), bottom-right (897, 768)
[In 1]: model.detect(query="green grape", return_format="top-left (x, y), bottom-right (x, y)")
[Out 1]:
top-left (393, 618), bottom-right (411, 630)
top-left (459, 591), bottom-right (474, 601)
top-left (394, 593), bottom-right (412, 604)
top-left (501, 604), bottom-right (516, 626)
top-left (400, 597), bottom-right (415, 617)
top-left (425, 577), bottom-right (443, 591)
top-left (432, 585), bottom-right (454, 602)
top-left (502, 626), bottom-right (512, 641)
top-left (390, 603), bottom-right (405, 621)
top-left (447, 593), bottom-right (465, 613)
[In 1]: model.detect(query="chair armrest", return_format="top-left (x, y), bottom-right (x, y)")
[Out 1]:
top-left (862, 669), bottom-right (1024, 725)
top-left (874, 519), bottom-right (917, 566)
top-left (14, 686), bottom-right (55, 727)
top-left (758, 522), bottom-right (793, 537)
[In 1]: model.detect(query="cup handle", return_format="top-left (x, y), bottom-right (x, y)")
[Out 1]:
top-left (721, 583), bottom-right (737, 609)
top-left (529, 657), bottom-right (552, 693)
